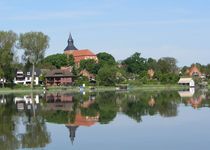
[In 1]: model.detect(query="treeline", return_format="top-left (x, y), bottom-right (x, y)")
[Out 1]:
top-left (1, 30), bottom-right (210, 87)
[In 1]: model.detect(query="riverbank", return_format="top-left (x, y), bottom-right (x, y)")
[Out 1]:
top-left (0, 84), bottom-right (197, 94)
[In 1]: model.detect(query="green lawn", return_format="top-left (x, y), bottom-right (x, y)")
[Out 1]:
top-left (0, 84), bottom-right (190, 94)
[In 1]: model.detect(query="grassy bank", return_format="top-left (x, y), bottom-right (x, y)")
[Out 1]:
top-left (0, 84), bottom-right (190, 94)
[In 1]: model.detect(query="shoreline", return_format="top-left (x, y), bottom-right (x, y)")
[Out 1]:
top-left (0, 84), bottom-right (203, 94)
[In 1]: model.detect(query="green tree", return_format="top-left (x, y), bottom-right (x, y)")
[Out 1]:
top-left (97, 52), bottom-right (116, 67)
top-left (0, 31), bottom-right (17, 87)
top-left (43, 53), bottom-right (74, 69)
top-left (97, 66), bottom-right (117, 86)
top-left (18, 32), bottom-right (49, 89)
top-left (147, 58), bottom-right (158, 71)
top-left (122, 52), bottom-right (147, 74)
top-left (157, 57), bottom-right (178, 74)
top-left (80, 59), bottom-right (99, 74)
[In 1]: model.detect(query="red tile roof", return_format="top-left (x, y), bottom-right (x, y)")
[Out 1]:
top-left (65, 49), bottom-right (98, 64)
top-left (73, 49), bottom-right (96, 56)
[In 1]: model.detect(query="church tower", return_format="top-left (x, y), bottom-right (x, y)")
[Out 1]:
top-left (64, 33), bottom-right (78, 51)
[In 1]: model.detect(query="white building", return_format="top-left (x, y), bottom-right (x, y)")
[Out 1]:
top-left (178, 78), bottom-right (195, 87)
top-left (178, 88), bottom-right (195, 98)
top-left (14, 95), bottom-right (39, 111)
top-left (14, 69), bottom-right (40, 85)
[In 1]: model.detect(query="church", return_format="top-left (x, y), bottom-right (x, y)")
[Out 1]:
top-left (64, 34), bottom-right (98, 66)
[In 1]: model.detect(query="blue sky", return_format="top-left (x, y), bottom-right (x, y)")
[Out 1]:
top-left (1, 0), bottom-right (210, 66)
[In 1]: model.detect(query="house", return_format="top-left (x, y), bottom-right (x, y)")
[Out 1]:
top-left (45, 69), bottom-right (74, 86)
top-left (43, 93), bottom-right (74, 111)
top-left (14, 95), bottom-right (40, 111)
top-left (186, 65), bottom-right (202, 77)
top-left (147, 69), bottom-right (155, 79)
top-left (80, 69), bottom-right (96, 81)
top-left (178, 78), bottom-right (195, 87)
top-left (45, 93), bottom-right (73, 102)
top-left (178, 88), bottom-right (195, 98)
top-left (14, 69), bottom-right (41, 85)
top-left (63, 33), bottom-right (98, 66)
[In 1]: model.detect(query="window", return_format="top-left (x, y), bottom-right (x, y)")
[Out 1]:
top-left (27, 72), bottom-right (30, 75)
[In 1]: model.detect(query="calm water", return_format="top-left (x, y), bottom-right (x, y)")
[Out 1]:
top-left (0, 89), bottom-right (210, 150)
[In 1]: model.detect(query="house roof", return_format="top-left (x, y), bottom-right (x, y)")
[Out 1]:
top-left (25, 68), bottom-right (41, 77)
top-left (178, 78), bottom-right (194, 84)
top-left (66, 49), bottom-right (96, 57)
top-left (188, 65), bottom-right (202, 76)
top-left (65, 49), bottom-right (97, 63)
top-left (45, 69), bottom-right (74, 77)
top-left (66, 114), bottom-right (99, 127)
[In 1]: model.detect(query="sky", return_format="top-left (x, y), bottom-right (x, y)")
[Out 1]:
top-left (0, 0), bottom-right (210, 66)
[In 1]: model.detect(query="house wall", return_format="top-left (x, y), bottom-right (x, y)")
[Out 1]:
top-left (189, 80), bottom-right (195, 87)
top-left (46, 77), bottom-right (73, 86)
top-left (14, 77), bottom-right (39, 85)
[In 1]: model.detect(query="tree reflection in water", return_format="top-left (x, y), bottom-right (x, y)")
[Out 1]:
top-left (0, 89), bottom-right (210, 148)
top-left (0, 93), bottom-right (50, 149)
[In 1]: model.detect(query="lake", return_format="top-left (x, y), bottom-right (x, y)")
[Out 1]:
top-left (0, 89), bottom-right (210, 150)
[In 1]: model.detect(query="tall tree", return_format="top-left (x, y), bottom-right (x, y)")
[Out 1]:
top-left (0, 31), bottom-right (17, 88)
top-left (97, 52), bottom-right (116, 67)
top-left (97, 65), bottom-right (117, 86)
top-left (157, 57), bottom-right (178, 74)
top-left (122, 52), bottom-right (147, 74)
top-left (18, 32), bottom-right (49, 89)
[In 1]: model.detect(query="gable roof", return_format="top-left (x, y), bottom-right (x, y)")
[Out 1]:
top-left (45, 69), bottom-right (74, 77)
top-left (66, 49), bottom-right (96, 57)
top-left (178, 78), bottom-right (194, 84)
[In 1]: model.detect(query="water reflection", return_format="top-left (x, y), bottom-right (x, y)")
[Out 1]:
top-left (0, 89), bottom-right (210, 149)
top-left (178, 88), bottom-right (209, 109)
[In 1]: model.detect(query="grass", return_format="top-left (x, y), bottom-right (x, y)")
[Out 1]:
top-left (0, 84), bottom-right (189, 94)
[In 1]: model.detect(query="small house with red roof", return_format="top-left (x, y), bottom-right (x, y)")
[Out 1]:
top-left (186, 65), bottom-right (202, 77)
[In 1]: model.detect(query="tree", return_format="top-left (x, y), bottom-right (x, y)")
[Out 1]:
top-left (122, 52), bottom-right (147, 74)
top-left (80, 59), bottom-right (99, 74)
top-left (0, 31), bottom-right (17, 88)
top-left (42, 53), bottom-right (74, 69)
top-left (18, 32), bottom-right (49, 89)
top-left (97, 66), bottom-right (117, 86)
top-left (157, 57), bottom-right (178, 74)
top-left (97, 52), bottom-right (116, 67)
top-left (147, 58), bottom-right (158, 71)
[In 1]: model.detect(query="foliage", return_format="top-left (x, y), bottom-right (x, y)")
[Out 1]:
top-left (42, 53), bottom-right (74, 69)
top-left (18, 32), bottom-right (49, 88)
top-left (122, 52), bottom-right (147, 74)
top-left (0, 31), bottom-right (17, 86)
top-left (97, 65), bottom-right (117, 86)
top-left (79, 59), bottom-right (99, 74)
top-left (97, 52), bottom-right (116, 67)
top-left (157, 57), bottom-right (178, 74)
top-left (74, 76), bottom-right (90, 86)
top-left (19, 32), bottom-right (49, 64)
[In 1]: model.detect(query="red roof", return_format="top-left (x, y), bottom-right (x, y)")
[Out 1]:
top-left (66, 114), bottom-right (99, 127)
top-left (72, 49), bottom-right (96, 56)
top-left (65, 49), bottom-right (98, 63)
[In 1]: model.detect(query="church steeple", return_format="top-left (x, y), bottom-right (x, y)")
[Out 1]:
top-left (64, 33), bottom-right (78, 51)
top-left (66, 125), bottom-right (79, 145)
top-left (68, 33), bottom-right (74, 44)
